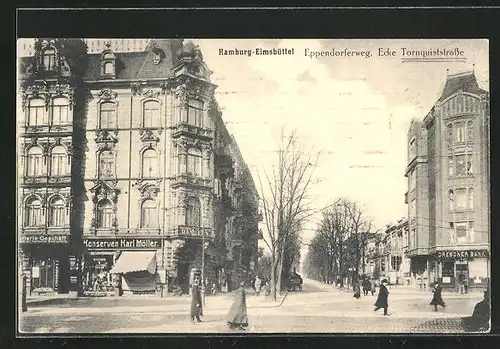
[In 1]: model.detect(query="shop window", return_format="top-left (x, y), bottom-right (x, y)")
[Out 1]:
top-left (99, 102), bottom-right (116, 129)
top-left (140, 199), bottom-right (157, 228)
top-left (42, 48), bottom-right (56, 71)
top-left (186, 197), bottom-right (201, 227)
top-left (187, 99), bottom-right (203, 127)
top-left (52, 98), bottom-right (69, 125)
top-left (28, 99), bottom-right (46, 126)
top-left (441, 261), bottom-right (454, 278)
top-left (143, 100), bottom-right (160, 128)
top-left (27, 146), bottom-right (44, 177)
top-left (97, 200), bottom-right (113, 228)
top-left (187, 148), bottom-right (202, 177)
top-left (98, 151), bottom-right (115, 177)
top-left (49, 196), bottom-right (65, 227)
top-left (50, 146), bottom-right (67, 176)
top-left (25, 197), bottom-right (42, 226)
top-left (142, 148), bottom-right (158, 177)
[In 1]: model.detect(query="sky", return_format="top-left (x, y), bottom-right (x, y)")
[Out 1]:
top-left (194, 39), bottom-right (489, 259)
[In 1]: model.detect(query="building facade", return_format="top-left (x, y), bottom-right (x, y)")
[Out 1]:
top-left (18, 38), bottom-right (259, 295)
top-left (405, 71), bottom-right (490, 291)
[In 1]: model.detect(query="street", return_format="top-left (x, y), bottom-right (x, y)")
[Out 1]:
top-left (19, 279), bottom-right (483, 334)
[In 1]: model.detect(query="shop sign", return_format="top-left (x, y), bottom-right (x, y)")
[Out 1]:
top-left (437, 250), bottom-right (489, 259)
top-left (83, 238), bottom-right (161, 249)
top-left (20, 235), bottom-right (69, 244)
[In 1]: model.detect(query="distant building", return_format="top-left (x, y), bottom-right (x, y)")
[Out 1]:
top-left (17, 38), bottom-right (259, 295)
top-left (405, 71), bottom-right (490, 290)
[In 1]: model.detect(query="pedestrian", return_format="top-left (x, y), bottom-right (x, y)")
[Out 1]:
top-left (227, 281), bottom-right (249, 330)
top-left (470, 287), bottom-right (490, 331)
top-left (353, 279), bottom-right (361, 299)
top-left (362, 278), bottom-right (371, 296)
top-left (190, 278), bottom-right (203, 324)
top-left (370, 278), bottom-right (376, 296)
top-left (374, 279), bottom-right (390, 315)
top-left (458, 273), bottom-right (465, 294)
top-left (254, 275), bottom-right (262, 296)
top-left (429, 282), bottom-right (446, 311)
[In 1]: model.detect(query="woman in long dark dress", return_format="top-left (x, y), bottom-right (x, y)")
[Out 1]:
top-left (190, 278), bottom-right (203, 323)
top-left (227, 281), bottom-right (249, 330)
top-left (353, 280), bottom-right (361, 299)
top-left (429, 282), bottom-right (446, 312)
top-left (374, 279), bottom-right (389, 315)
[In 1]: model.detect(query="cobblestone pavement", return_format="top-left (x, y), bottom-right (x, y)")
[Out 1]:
top-left (19, 279), bottom-right (483, 334)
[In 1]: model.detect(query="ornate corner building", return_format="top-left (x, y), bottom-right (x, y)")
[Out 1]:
top-left (18, 39), bottom-right (260, 295)
top-left (405, 71), bottom-right (490, 291)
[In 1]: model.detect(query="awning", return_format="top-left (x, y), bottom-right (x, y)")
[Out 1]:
top-left (110, 251), bottom-right (157, 274)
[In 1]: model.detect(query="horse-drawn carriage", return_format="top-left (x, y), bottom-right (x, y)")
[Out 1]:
top-left (288, 274), bottom-right (303, 291)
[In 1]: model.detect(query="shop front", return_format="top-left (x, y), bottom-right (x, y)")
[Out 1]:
top-left (83, 238), bottom-right (162, 295)
top-left (432, 249), bottom-right (489, 291)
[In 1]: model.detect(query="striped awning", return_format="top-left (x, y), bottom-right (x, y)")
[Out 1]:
top-left (110, 251), bottom-right (156, 275)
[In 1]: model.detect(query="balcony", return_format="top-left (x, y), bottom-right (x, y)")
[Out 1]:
top-left (22, 175), bottom-right (72, 186)
top-left (172, 174), bottom-right (212, 189)
top-left (172, 123), bottom-right (214, 141)
top-left (21, 124), bottom-right (73, 136)
top-left (173, 225), bottom-right (214, 239)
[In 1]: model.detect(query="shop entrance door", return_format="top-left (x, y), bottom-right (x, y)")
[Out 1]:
top-left (178, 263), bottom-right (189, 294)
top-left (456, 261), bottom-right (469, 292)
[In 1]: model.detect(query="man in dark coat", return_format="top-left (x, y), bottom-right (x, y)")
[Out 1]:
top-left (353, 279), bottom-right (361, 299)
top-left (430, 282), bottom-right (446, 311)
top-left (190, 278), bottom-right (203, 323)
top-left (470, 288), bottom-right (490, 331)
top-left (374, 279), bottom-right (389, 315)
top-left (227, 281), bottom-right (249, 330)
top-left (362, 278), bottom-right (371, 296)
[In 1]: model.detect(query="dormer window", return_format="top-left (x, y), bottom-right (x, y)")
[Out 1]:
top-left (100, 45), bottom-right (116, 79)
top-left (42, 48), bottom-right (56, 71)
top-left (153, 52), bottom-right (161, 65)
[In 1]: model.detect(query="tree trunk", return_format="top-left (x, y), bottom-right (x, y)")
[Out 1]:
top-left (270, 254), bottom-right (278, 302)
top-left (276, 242), bottom-right (285, 295)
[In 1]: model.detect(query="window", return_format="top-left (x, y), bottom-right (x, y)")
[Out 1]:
top-left (99, 102), bottom-right (116, 128)
top-left (409, 169), bottom-right (416, 190)
top-left (455, 222), bottom-right (468, 243)
top-left (410, 199), bottom-right (416, 219)
top-left (27, 147), bottom-right (44, 176)
top-left (187, 148), bottom-right (202, 176)
top-left (446, 124), bottom-right (453, 146)
top-left (49, 197), bottom-right (65, 227)
top-left (142, 149), bottom-right (158, 177)
top-left (104, 62), bottom-right (114, 75)
top-left (468, 188), bottom-right (474, 209)
top-left (467, 156), bottom-right (473, 175)
top-left (28, 99), bottom-right (46, 126)
top-left (454, 123), bottom-right (465, 143)
top-left (52, 98), bottom-right (69, 125)
top-left (466, 121), bottom-right (474, 142)
top-left (186, 197), bottom-right (201, 227)
top-left (25, 197), bottom-right (42, 226)
top-left (98, 151), bottom-right (114, 177)
top-left (153, 52), bottom-right (161, 65)
top-left (468, 222), bottom-right (475, 242)
top-left (455, 155), bottom-right (466, 176)
top-left (448, 156), bottom-right (454, 176)
top-left (141, 199), bottom-right (157, 228)
top-left (51, 146), bottom-right (67, 176)
top-left (42, 48), bottom-right (56, 71)
top-left (449, 190), bottom-right (455, 211)
top-left (455, 189), bottom-right (467, 210)
top-left (97, 200), bottom-right (113, 228)
top-left (187, 99), bottom-right (203, 127)
top-left (143, 100), bottom-right (160, 128)
top-left (408, 139), bottom-right (416, 160)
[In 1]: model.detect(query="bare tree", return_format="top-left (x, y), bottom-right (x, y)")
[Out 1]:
top-left (257, 128), bottom-right (319, 301)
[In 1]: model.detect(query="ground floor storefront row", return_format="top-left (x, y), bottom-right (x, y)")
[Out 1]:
top-left (409, 248), bottom-right (489, 291)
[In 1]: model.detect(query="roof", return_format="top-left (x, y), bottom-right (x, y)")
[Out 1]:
top-left (438, 71), bottom-right (487, 102)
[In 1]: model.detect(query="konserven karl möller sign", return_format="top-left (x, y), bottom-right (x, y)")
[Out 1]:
top-left (83, 238), bottom-right (161, 249)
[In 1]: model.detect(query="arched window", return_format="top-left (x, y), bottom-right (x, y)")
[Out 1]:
top-left (42, 48), bottom-right (56, 71)
top-left (49, 197), bottom-right (65, 227)
top-left (454, 122), bottom-right (465, 143)
top-left (143, 100), bottom-right (160, 128)
top-left (141, 199), bottom-right (157, 228)
top-left (187, 148), bottom-right (202, 176)
top-left (52, 98), bottom-right (69, 125)
top-left (468, 188), bottom-right (474, 209)
top-left (51, 146), bottom-right (67, 176)
top-left (142, 148), bottom-right (158, 177)
top-left (187, 99), bottom-right (203, 127)
top-left (99, 151), bottom-right (114, 177)
top-left (186, 197), bottom-right (201, 227)
top-left (99, 102), bottom-right (116, 128)
top-left (28, 99), bottom-right (46, 126)
top-left (25, 197), bottom-right (42, 227)
top-left (97, 200), bottom-right (113, 228)
top-left (104, 62), bottom-right (114, 75)
top-left (446, 124), bottom-right (453, 146)
top-left (27, 147), bottom-right (44, 176)
top-left (466, 121), bottom-right (474, 143)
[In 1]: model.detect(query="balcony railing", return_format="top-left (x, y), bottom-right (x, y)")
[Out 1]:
top-left (21, 124), bottom-right (73, 135)
top-left (175, 225), bottom-right (213, 239)
top-left (172, 123), bottom-right (214, 140)
top-left (22, 175), bottom-right (71, 185)
top-left (172, 174), bottom-right (212, 188)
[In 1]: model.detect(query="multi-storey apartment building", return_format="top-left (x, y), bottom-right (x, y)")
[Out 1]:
top-left (405, 71), bottom-right (490, 291)
top-left (18, 38), bottom-right (259, 295)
